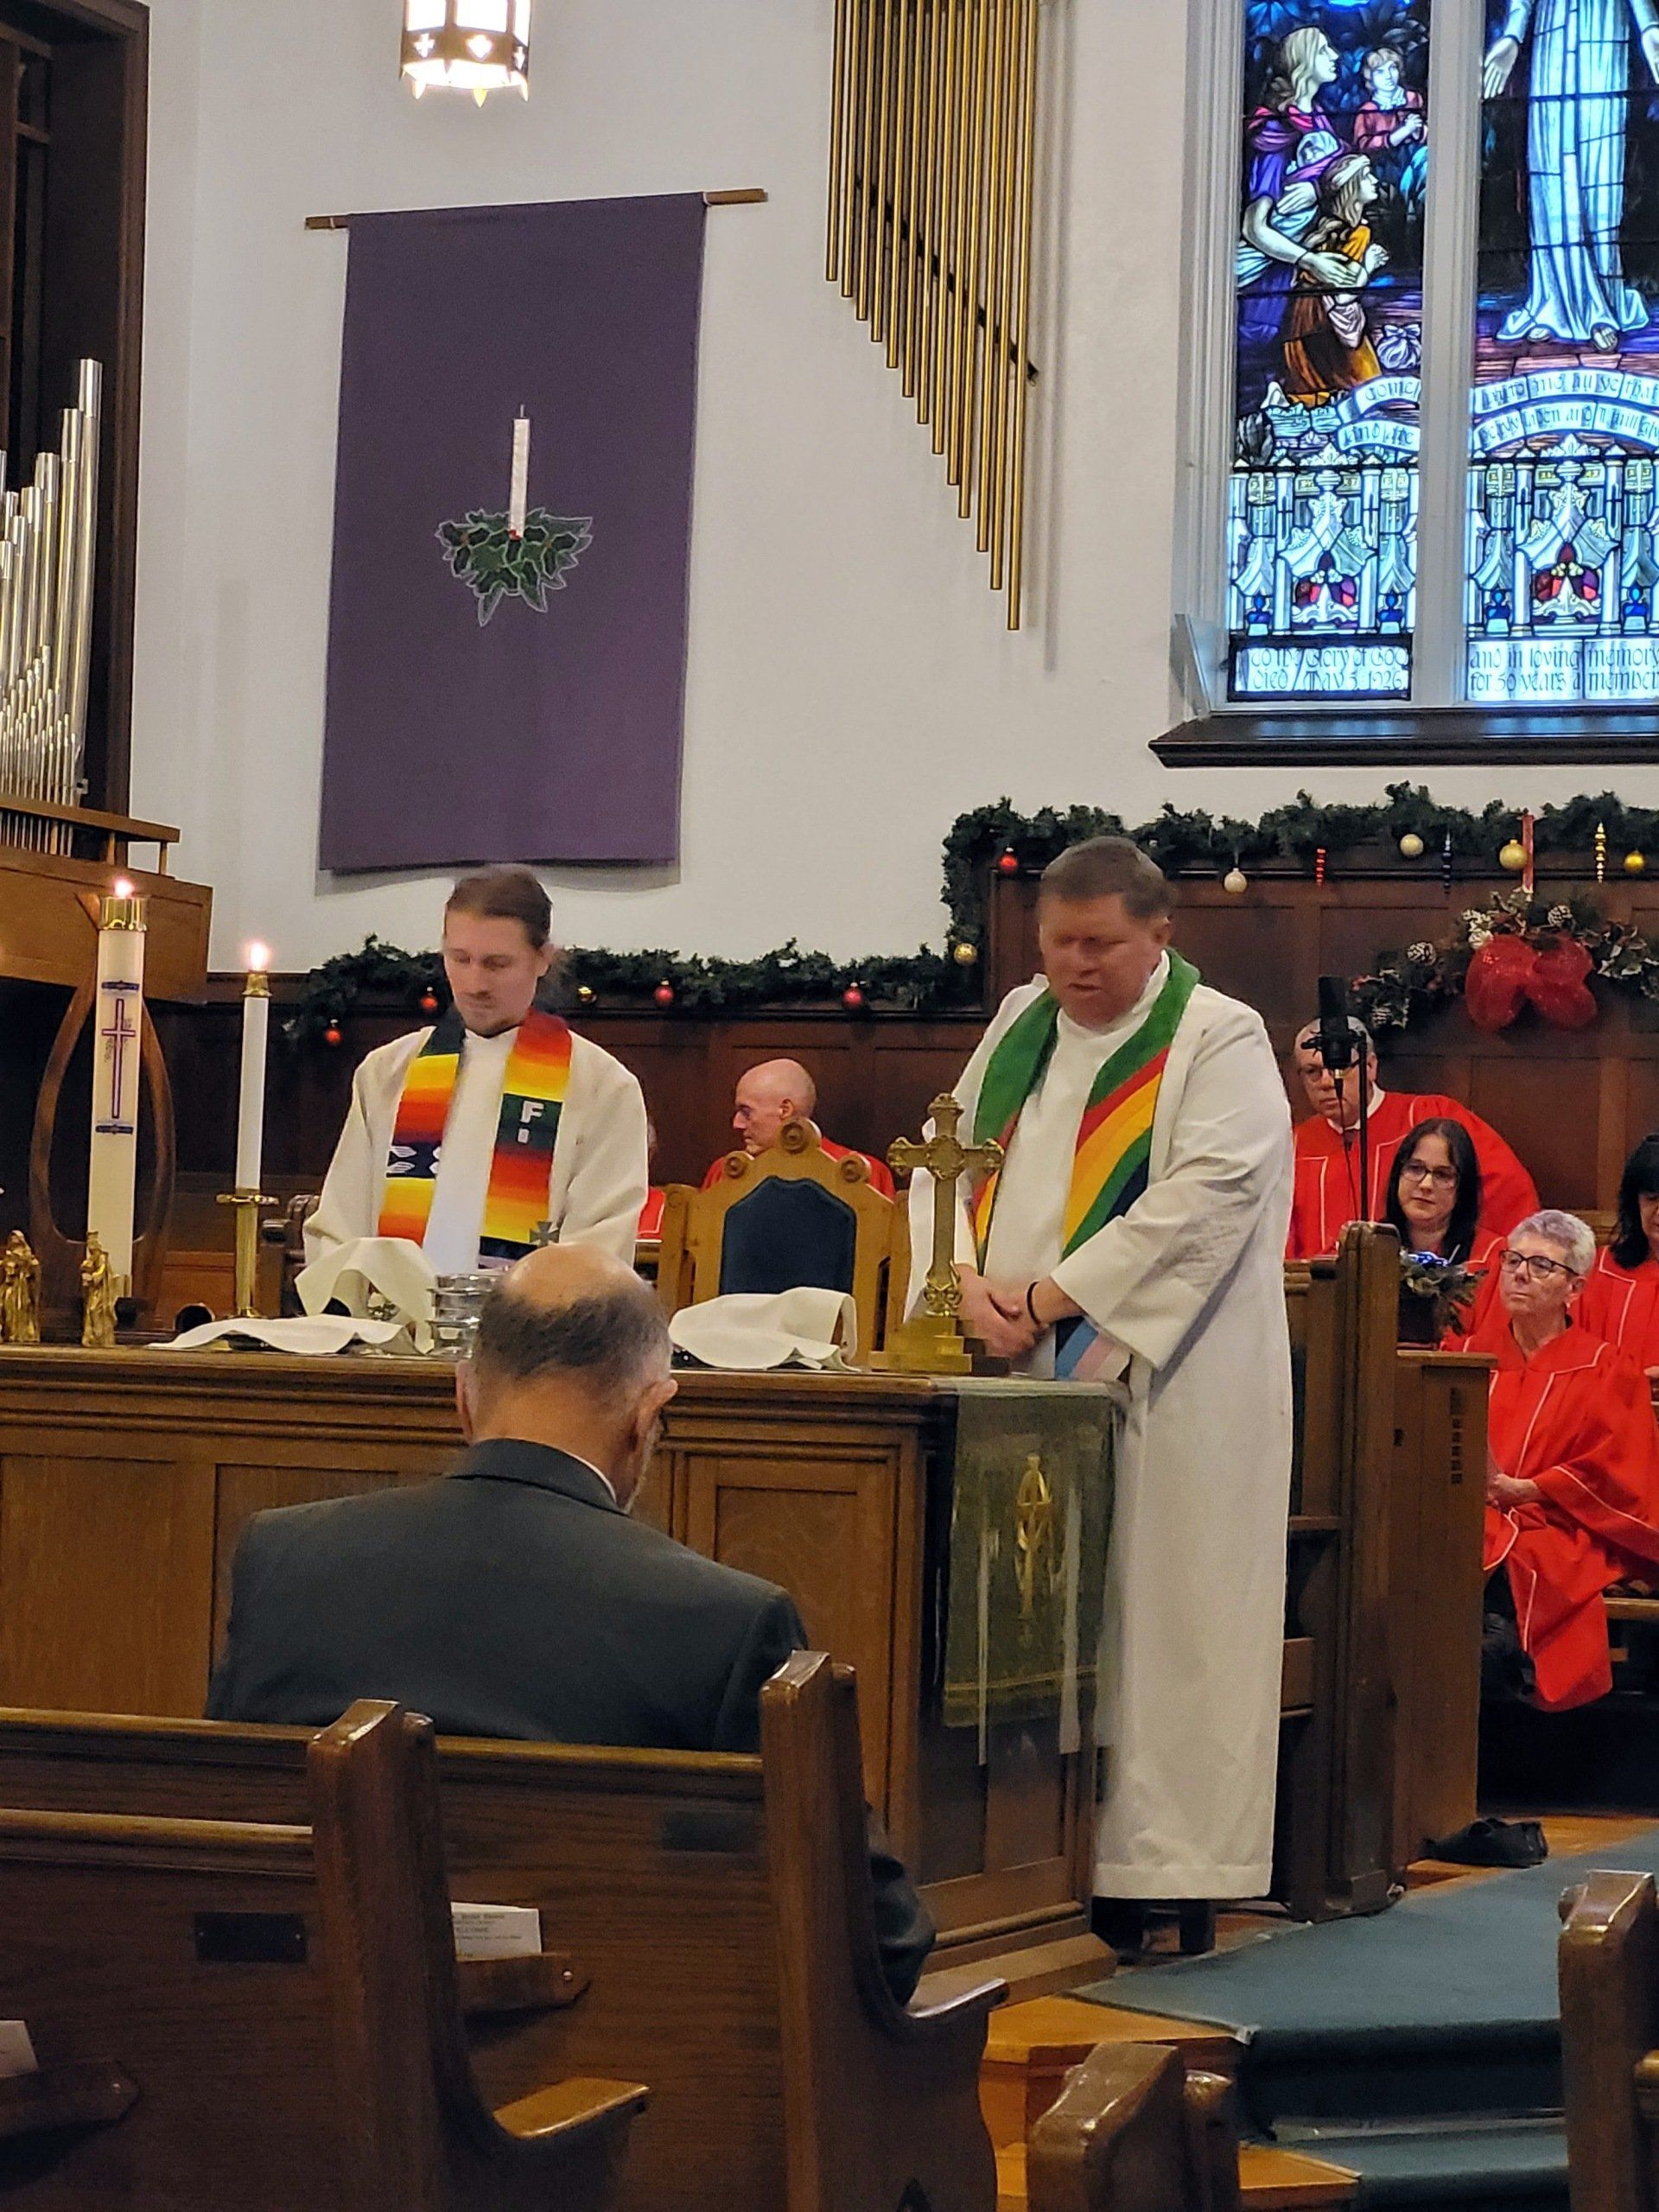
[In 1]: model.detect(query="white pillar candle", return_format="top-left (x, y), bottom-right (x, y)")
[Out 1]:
top-left (508, 412), bottom-right (530, 537)
top-left (235, 944), bottom-right (271, 1191)
top-left (86, 879), bottom-right (147, 1287)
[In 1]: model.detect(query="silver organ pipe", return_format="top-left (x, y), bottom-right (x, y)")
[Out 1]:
top-left (0, 359), bottom-right (103, 856)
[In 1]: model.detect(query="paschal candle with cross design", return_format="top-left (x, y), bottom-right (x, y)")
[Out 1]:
top-left (86, 879), bottom-right (148, 1291)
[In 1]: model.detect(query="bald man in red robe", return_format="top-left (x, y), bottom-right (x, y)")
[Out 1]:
top-left (1452, 1211), bottom-right (1659, 1711)
top-left (702, 1059), bottom-right (896, 1197)
top-left (1286, 1019), bottom-right (1538, 1262)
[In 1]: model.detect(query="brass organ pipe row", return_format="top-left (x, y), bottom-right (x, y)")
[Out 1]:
top-left (824, 2), bottom-right (1040, 626)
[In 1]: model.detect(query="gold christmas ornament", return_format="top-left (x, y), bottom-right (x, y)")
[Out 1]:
top-left (1498, 839), bottom-right (1527, 874)
top-left (1223, 867), bottom-right (1249, 896)
top-left (951, 940), bottom-right (979, 967)
top-left (575, 983), bottom-right (595, 1005)
top-left (1626, 850), bottom-right (1648, 876)
top-left (1398, 832), bottom-right (1425, 861)
top-left (1596, 821), bottom-right (1608, 883)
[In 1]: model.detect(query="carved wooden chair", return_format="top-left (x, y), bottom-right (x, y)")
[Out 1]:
top-left (1026, 2044), bottom-right (1242, 2212)
top-left (0, 1699), bottom-right (645, 2212)
top-left (0, 1654), bottom-right (1003, 2212)
top-left (656, 1119), bottom-right (900, 1360)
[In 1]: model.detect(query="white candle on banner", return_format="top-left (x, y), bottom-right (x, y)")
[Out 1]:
top-left (86, 878), bottom-right (147, 1287)
top-left (235, 943), bottom-right (271, 1191)
top-left (508, 412), bottom-right (531, 537)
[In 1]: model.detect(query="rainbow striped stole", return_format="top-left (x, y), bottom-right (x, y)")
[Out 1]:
top-left (970, 954), bottom-right (1199, 1375)
top-left (377, 1007), bottom-right (574, 1263)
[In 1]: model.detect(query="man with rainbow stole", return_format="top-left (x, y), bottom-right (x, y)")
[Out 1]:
top-left (306, 866), bottom-right (649, 1276)
top-left (909, 836), bottom-right (1294, 1946)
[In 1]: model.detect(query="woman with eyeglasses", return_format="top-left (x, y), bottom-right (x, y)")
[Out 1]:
top-left (1448, 1209), bottom-right (1659, 1709)
top-left (1383, 1119), bottom-right (1503, 1340)
top-left (1576, 1135), bottom-right (1659, 1377)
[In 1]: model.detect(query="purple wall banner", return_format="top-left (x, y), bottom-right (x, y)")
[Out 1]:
top-left (321, 194), bottom-right (707, 873)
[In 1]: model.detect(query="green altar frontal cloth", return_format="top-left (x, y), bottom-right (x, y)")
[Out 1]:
top-left (941, 1379), bottom-right (1119, 1751)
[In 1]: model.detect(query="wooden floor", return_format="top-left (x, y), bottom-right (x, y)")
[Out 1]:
top-left (986, 1814), bottom-right (1656, 2212)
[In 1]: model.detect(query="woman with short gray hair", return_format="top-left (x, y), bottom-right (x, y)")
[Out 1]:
top-left (1452, 1207), bottom-right (1659, 1708)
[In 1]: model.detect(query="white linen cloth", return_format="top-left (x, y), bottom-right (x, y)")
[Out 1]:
top-left (670, 1289), bottom-right (858, 1370)
top-left (909, 965), bottom-right (1295, 1900)
top-left (296, 1235), bottom-right (440, 1351)
top-left (164, 1315), bottom-right (408, 1356)
top-left (303, 1021), bottom-right (649, 1274)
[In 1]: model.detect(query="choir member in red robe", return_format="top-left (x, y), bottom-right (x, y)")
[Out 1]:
top-left (1382, 1117), bottom-right (1503, 1338)
top-left (1577, 1135), bottom-right (1659, 1376)
top-left (1286, 1018), bottom-right (1538, 1260)
top-left (700, 1058), bottom-right (895, 1198)
top-left (1451, 1211), bottom-right (1659, 1711)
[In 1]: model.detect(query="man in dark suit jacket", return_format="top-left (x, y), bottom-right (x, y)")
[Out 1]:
top-left (209, 1243), bottom-right (933, 2001)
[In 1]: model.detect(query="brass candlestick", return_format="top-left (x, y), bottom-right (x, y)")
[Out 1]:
top-left (218, 1190), bottom-right (277, 1319)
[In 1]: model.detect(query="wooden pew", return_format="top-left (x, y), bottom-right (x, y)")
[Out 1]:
top-left (0, 1653), bottom-right (1004, 2212)
top-left (0, 1698), bottom-right (644, 2212)
top-left (1279, 1225), bottom-right (1490, 1919)
top-left (1559, 1868), bottom-right (1659, 2212)
top-left (1025, 2044), bottom-right (1242, 2212)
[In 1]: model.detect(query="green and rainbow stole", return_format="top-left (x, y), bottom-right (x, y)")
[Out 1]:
top-left (970, 953), bottom-right (1199, 1377)
top-left (378, 1007), bottom-right (573, 1263)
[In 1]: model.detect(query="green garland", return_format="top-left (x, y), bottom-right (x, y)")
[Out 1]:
top-left (285, 785), bottom-right (1659, 1045)
top-left (1351, 889), bottom-right (1659, 1038)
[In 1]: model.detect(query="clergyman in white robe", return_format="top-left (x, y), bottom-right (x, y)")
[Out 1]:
top-left (305, 1020), bottom-right (649, 1274)
top-left (912, 956), bottom-right (1295, 1900)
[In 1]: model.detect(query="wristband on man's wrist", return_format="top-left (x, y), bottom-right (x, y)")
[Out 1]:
top-left (1026, 1280), bottom-right (1044, 1329)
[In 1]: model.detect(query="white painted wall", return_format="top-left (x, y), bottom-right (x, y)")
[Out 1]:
top-left (127, 0), bottom-right (1659, 971)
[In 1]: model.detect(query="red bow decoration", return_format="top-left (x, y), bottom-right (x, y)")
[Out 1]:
top-left (1464, 934), bottom-right (1536, 1031)
top-left (1464, 932), bottom-right (1599, 1030)
top-left (1524, 936), bottom-right (1598, 1029)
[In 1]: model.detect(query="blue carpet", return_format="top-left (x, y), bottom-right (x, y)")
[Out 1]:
top-left (1077, 1828), bottom-right (1659, 2209)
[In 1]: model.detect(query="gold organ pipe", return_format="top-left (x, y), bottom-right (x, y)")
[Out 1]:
top-left (885, 0), bottom-right (912, 363)
top-left (989, 0), bottom-right (1022, 578)
top-left (828, 0), bottom-right (851, 283)
top-left (931, 0), bottom-right (961, 450)
top-left (1007, 0), bottom-right (1039, 628)
top-left (976, 0), bottom-right (1009, 544)
top-left (897, 0), bottom-right (925, 381)
top-left (870, 0), bottom-right (896, 344)
top-left (852, 0), bottom-right (879, 309)
top-left (915, 0), bottom-right (944, 421)
top-left (944, 0), bottom-right (975, 470)
top-left (955, 0), bottom-right (992, 504)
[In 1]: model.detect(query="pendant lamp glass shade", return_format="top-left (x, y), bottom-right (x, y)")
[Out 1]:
top-left (403, 0), bottom-right (531, 100)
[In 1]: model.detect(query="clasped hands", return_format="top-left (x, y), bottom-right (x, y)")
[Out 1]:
top-left (957, 1265), bottom-right (1079, 1362)
top-left (1486, 1457), bottom-right (1541, 1510)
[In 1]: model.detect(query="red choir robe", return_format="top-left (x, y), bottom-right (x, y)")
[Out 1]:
top-left (637, 1187), bottom-right (667, 1241)
top-left (701, 1137), bottom-right (896, 1199)
top-left (1577, 1250), bottom-right (1659, 1373)
top-left (1433, 1230), bottom-right (1504, 1344)
top-left (1287, 1090), bottom-right (1539, 1262)
top-left (1447, 1314), bottom-right (1659, 1708)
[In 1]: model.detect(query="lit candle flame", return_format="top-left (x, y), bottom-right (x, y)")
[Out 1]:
top-left (112, 876), bottom-right (134, 899)
top-left (247, 942), bottom-right (271, 975)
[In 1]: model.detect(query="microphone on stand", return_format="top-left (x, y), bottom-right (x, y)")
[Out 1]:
top-left (1315, 974), bottom-right (1373, 1226)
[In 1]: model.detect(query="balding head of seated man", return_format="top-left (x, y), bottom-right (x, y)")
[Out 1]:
top-left (207, 1245), bottom-right (933, 1999)
top-left (703, 1059), bottom-right (896, 1199)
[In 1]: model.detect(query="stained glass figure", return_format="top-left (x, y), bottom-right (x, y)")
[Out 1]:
top-left (1468, 0), bottom-right (1659, 702)
top-left (1229, 2), bottom-right (1431, 700)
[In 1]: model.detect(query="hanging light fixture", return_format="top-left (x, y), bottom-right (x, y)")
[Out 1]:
top-left (402, 0), bottom-right (531, 104)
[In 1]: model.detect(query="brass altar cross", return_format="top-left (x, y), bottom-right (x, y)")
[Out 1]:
top-left (874, 1093), bottom-right (1003, 1376)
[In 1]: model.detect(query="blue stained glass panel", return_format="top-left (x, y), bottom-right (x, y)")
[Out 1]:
top-left (1467, 0), bottom-right (1659, 702)
top-left (1228, 0), bottom-right (1432, 700)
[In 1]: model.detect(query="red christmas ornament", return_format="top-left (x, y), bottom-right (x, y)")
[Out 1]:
top-left (323, 1022), bottom-right (343, 1048)
top-left (1464, 936), bottom-right (1537, 1033)
top-left (1315, 847), bottom-right (1327, 887)
top-left (653, 981), bottom-right (675, 1008)
top-left (1524, 937), bottom-right (1598, 1029)
top-left (419, 989), bottom-right (439, 1014)
top-left (996, 847), bottom-right (1020, 875)
top-left (842, 983), bottom-right (866, 1011)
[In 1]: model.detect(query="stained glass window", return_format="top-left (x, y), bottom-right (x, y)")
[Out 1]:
top-left (1228, 2), bottom-right (1432, 702)
top-left (1466, 0), bottom-right (1659, 703)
